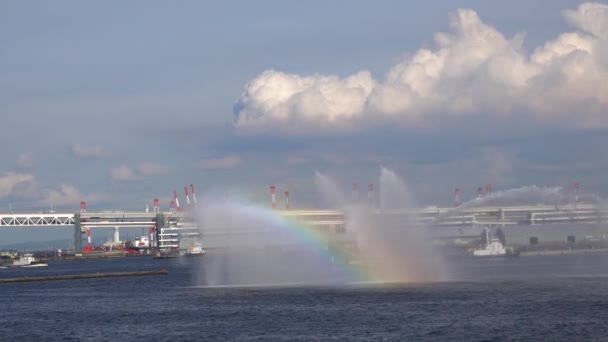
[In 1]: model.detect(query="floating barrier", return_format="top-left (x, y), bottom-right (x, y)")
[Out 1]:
top-left (0, 269), bottom-right (168, 283)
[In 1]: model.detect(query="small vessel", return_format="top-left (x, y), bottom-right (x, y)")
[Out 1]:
top-left (185, 241), bottom-right (205, 257)
top-left (132, 235), bottom-right (150, 249)
top-left (470, 228), bottom-right (518, 257)
top-left (154, 248), bottom-right (180, 259)
top-left (11, 254), bottom-right (48, 267)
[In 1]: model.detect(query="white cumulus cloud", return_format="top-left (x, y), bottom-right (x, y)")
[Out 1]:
top-left (196, 154), bottom-right (241, 170)
top-left (72, 143), bottom-right (109, 158)
top-left (40, 184), bottom-right (105, 207)
top-left (16, 153), bottom-right (33, 169)
top-left (0, 172), bottom-right (35, 198)
top-left (110, 162), bottom-right (170, 181)
top-left (137, 162), bottom-right (170, 176)
top-left (234, 2), bottom-right (608, 133)
top-left (110, 165), bottom-right (137, 181)
top-left (235, 70), bottom-right (375, 132)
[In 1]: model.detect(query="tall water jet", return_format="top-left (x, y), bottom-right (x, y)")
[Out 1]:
top-left (314, 168), bottom-right (447, 283)
top-left (378, 167), bottom-right (418, 211)
top-left (314, 171), bottom-right (348, 208)
top-left (190, 169), bottom-right (449, 287)
top-left (455, 185), bottom-right (568, 210)
top-left (356, 167), bottom-right (445, 282)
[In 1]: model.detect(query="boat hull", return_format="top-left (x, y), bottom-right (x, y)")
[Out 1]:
top-left (184, 253), bottom-right (204, 258)
top-left (470, 251), bottom-right (520, 258)
top-left (22, 263), bottom-right (48, 268)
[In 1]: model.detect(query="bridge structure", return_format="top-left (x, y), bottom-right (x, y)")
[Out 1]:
top-left (0, 203), bottom-right (606, 251)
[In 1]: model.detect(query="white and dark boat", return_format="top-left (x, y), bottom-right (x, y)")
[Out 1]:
top-left (11, 254), bottom-right (48, 267)
top-left (132, 235), bottom-right (150, 249)
top-left (470, 228), bottom-right (518, 257)
top-left (185, 241), bottom-right (205, 257)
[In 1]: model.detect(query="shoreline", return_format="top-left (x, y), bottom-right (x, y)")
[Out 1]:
top-left (519, 247), bottom-right (608, 257)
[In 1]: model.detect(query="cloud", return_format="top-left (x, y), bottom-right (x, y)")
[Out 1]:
top-left (287, 154), bottom-right (311, 165)
top-left (0, 172), bottom-right (35, 198)
top-left (16, 153), bottom-right (33, 169)
top-left (234, 2), bottom-right (608, 134)
top-left (40, 184), bottom-right (104, 207)
top-left (109, 162), bottom-right (170, 182)
top-left (72, 143), bottom-right (109, 158)
top-left (285, 151), bottom-right (351, 166)
top-left (137, 162), bottom-right (170, 176)
top-left (235, 70), bottom-right (375, 132)
top-left (563, 2), bottom-right (608, 39)
top-left (196, 154), bottom-right (241, 170)
top-left (480, 147), bottom-right (516, 185)
top-left (110, 165), bottom-right (138, 181)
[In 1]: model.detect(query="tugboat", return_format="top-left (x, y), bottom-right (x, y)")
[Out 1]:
top-left (11, 253), bottom-right (48, 267)
top-left (185, 240), bottom-right (205, 257)
top-left (132, 235), bottom-right (150, 249)
top-left (469, 227), bottom-right (518, 257)
top-left (154, 248), bottom-right (180, 259)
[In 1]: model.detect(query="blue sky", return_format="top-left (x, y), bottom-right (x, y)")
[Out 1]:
top-left (0, 0), bottom-right (607, 214)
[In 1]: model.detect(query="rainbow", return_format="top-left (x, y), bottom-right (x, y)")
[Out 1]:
top-left (197, 201), bottom-right (443, 285)
top-left (213, 202), bottom-right (373, 283)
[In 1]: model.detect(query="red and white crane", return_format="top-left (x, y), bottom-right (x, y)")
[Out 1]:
top-left (284, 190), bottom-right (290, 209)
top-left (173, 190), bottom-right (181, 211)
top-left (191, 184), bottom-right (198, 206)
top-left (454, 187), bottom-right (461, 207)
top-left (82, 227), bottom-right (92, 253)
top-left (184, 186), bottom-right (191, 209)
top-left (270, 185), bottom-right (277, 209)
top-left (573, 181), bottom-right (581, 203)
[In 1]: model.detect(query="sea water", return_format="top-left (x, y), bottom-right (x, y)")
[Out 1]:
top-left (2, 254), bottom-right (608, 341)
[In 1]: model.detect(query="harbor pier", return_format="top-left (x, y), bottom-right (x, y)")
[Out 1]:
top-left (0, 203), bottom-right (606, 253)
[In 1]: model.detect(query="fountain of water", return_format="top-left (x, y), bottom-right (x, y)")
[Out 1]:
top-left (455, 185), bottom-right (569, 209)
top-left (314, 171), bottom-right (348, 208)
top-left (191, 199), bottom-right (352, 287)
top-left (315, 168), bottom-right (447, 283)
top-left (190, 167), bottom-right (447, 287)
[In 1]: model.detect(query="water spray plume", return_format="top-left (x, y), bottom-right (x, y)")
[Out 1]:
top-left (454, 185), bottom-right (569, 210)
top-left (316, 168), bottom-right (447, 283)
top-left (191, 168), bottom-right (451, 287)
top-left (192, 200), bottom-right (361, 286)
top-left (314, 171), bottom-right (347, 208)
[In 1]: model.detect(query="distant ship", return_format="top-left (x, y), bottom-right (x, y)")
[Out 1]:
top-left (132, 235), bottom-right (150, 249)
top-left (10, 254), bottom-right (48, 267)
top-left (185, 241), bottom-right (205, 257)
top-left (469, 228), bottom-right (518, 257)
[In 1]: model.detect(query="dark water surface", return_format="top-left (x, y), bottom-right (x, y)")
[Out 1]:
top-left (2, 254), bottom-right (608, 341)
